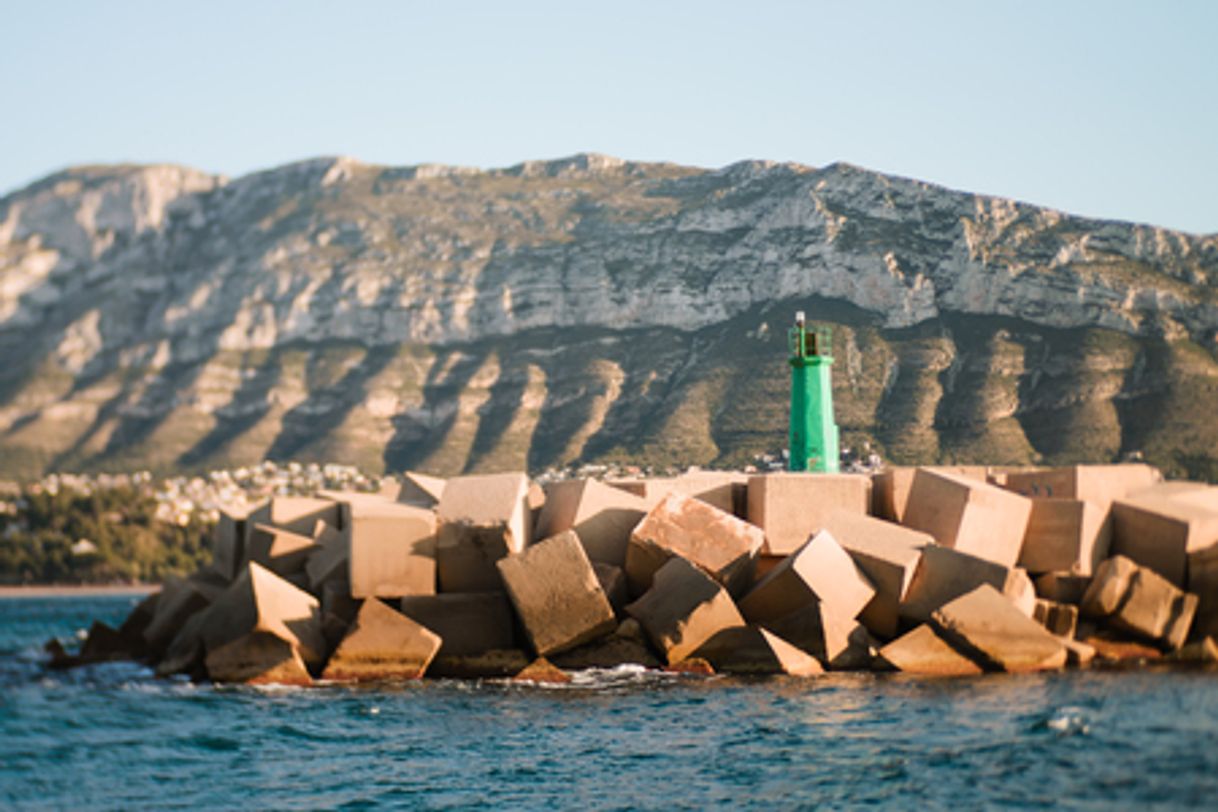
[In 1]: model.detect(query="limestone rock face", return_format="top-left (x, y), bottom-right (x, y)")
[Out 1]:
top-left (4, 156), bottom-right (1217, 480)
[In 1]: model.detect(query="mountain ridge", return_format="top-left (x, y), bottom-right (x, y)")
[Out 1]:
top-left (1, 154), bottom-right (1215, 480)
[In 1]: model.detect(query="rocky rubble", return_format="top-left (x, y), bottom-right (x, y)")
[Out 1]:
top-left (49, 462), bottom-right (1218, 682)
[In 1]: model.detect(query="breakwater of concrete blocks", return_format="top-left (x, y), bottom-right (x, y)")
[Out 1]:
top-left (50, 465), bottom-right (1218, 683)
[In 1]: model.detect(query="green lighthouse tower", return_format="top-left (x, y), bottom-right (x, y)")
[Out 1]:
top-left (788, 311), bottom-right (840, 473)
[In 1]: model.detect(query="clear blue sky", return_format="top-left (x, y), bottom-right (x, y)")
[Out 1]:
top-left (3, 1), bottom-right (1216, 233)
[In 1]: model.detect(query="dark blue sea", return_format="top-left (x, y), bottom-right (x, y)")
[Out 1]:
top-left (3, 595), bottom-right (1218, 810)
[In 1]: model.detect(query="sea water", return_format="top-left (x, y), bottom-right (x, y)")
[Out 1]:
top-left (3, 595), bottom-right (1218, 810)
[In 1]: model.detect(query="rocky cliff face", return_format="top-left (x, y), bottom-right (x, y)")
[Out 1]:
top-left (1, 154), bottom-right (1216, 479)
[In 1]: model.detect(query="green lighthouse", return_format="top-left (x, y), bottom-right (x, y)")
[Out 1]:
top-left (788, 311), bottom-right (840, 473)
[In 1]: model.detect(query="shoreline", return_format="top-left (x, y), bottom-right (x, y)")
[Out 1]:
top-left (0, 584), bottom-right (158, 598)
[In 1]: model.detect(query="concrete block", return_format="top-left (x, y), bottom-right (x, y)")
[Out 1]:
top-left (320, 598), bottom-right (441, 681)
top-left (212, 506), bottom-right (249, 582)
top-left (672, 471), bottom-right (748, 517)
top-left (752, 555), bottom-right (785, 585)
top-left (903, 469), bottom-right (1032, 568)
top-left (625, 555), bottom-right (746, 665)
top-left (200, 561), bottom-right (325, 671)
top-left (739, 529), bottom-right (875, 623)
top-left (306, 521), bottom-right (348, 591)
top-left (1079, 634), bottom-right (1163, 663)
top-left (625, 492), bottom-right (763, 598)
top-left (747, 472), bottom-right (871, 555)
top-left (399, 593), bottom-right (515, 656)
top-left (693, 626), bottom-right (824, 676)
top-left (1111, 493), bottom-right (1218, 586)
top-left (513, 658), bottom-right (572, 684)
top-left (1002, 464), bottom-right (1161, 506)
top-left (436, 473), bottom-right (532, 592)
top-left (819, 510), bottom-right (928, 639)
top-left (1019, 498), bottom-right (1109, 576)
top-left (877, 624), bottom-right (983, 676)
top-left (204, 632), bottom-right (312, 686)
top-left (1083, 555), bottom-right (1197, 649)
top-left (144, 575), bottom-right (220, 652)
top-left (1188, 544), bottom-right (1218, 640)
top-left (155, 609), bottom-right (211, 677)
top-left (931, 584), bottom-right (1068, 672)
top-left (247, 496), bottom-right (342, 540)
top-left (901, 544), bottom-right (1035, 624)
top-left (1171, 637), bottom-right (1218, 664)
top-left (872, 466), bottom-right (988, 523)
top-left (247, 523), bottom-right (320, 577)
top-left (551, 620), bottom-right (662, 670)
top-left (760, 602), bottom-right (876, 670)
top-left (116, 591), bottom-right (159, 652)
top-left (1060, 637), bottom-right (1096, 667)
top-left (1033, 599), bottom-right (1079, 638)
top-left (343, 499), bottom-right (436, 599)
top-left (497, 529), bottom-right (617, 656)
top-left (535, 479), bottom-right (648, 566)
top-left (1034, 572), bottom-right (1091, 605)
top-left (593, 562), bottom-right (629, 616)
top-left (396, 471), bottom-right (447, 508)
top-left (606, 477), bottom-right (676, 508)
top-left (428, 649), bottom-right (532, 678)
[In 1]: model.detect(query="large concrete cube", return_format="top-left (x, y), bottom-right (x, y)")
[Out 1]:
top-left (1188, 544), bottom-right (1218, 640)
top-left (247, 524), bottom-right (320, 577)
top-left (341, 498), bottom-right (437, 598)
top-left (321, 598), bottom-right (442, 681)
top-left (1001, 464), bottom-right (1161, 505)
top-left (435, 473), bottom-right (532, 592)
top-left (205, 632), bottom-right (313, 686)
top-left (1033, 571), bottom-right (1092, 605)
top-left (819, 510), bottom-right (929, 639)
top-left (496, 530), bottom-right (617, 656)
top-left (931, 584), bottom-right (1068, 672)
top-left (399, 592), bottom-right (516, 656)
top-left (306, 521), bottom-right (348, 591)
top-left (395, 471), bottom-right (447, 508)
top-left (535, 479), bottom-right (648, 566)
top-left (144, 575), bottom-right (224, 652)
top-left (212, 506), bottom-right (250, 582)
top-left (247, 497), bottom-right (342, 540)
top-left (747, 472), bottom-right (872, 555)
top-left (606, 477), bottom-right (676, 508)
top-left (878, 624), bottom-right (983, 676)
top-left (551, 620), bottom-right (661, 670)
top-left (625, 492), bottom-right (763, 598)
top-left (1033, 599), bottom-right (1079, 638)
top-left (1111, 493), bottom-right (1218, 587)
top-left (672, 471), bottom-right (748, 516)
top-left (902, 468), bottom-right (1032, 568)
top-left (739, 529), bottom-right (875, 623)
top-left (1081, 555), bottom-right (1198, 650)
top-left (625, 555), bottom-right (746, 665)
top-left (1019, 498), bottom-right (1109, 576)
top-left (872, 466), bottom-right (988, 524)
top-left (901, 543), bottom-right (1035, 624)
top-left (760, 602), bottom-right (876, 669)
top-left (693, 625), bottom-right (824, 676)
top-left (200, 561), bottom-right (326, 673)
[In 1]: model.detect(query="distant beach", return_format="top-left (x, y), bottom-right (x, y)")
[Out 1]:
top-left (0, 584), bottom-right (157, 598)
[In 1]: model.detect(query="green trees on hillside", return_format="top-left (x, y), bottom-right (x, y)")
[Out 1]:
top-left (0, 485), bottom-right (212, 584)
